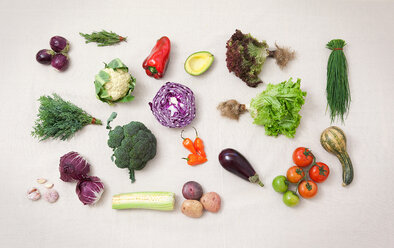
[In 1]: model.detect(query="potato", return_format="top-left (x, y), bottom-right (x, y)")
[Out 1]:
top-left (181, 200), bottom-right (203, 218)
top-left (182, 181), bottom-right (203, 200)
top-left (200, 192), bottom-right (221, 213)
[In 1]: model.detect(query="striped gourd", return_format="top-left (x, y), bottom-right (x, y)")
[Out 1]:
top-left (320, 126), bottom-right (353, 186)
top-left (112, 192), bottom-right (175, 211)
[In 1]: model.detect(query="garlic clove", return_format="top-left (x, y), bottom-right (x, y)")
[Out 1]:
top-left (44, 189), bottom-right (59, 203)
top-left (36, 178), bottom-right (47, 184)
top-left (44, 183), bottom-right (54, 189)
top-left (27, 187), bottom-right (41, 201)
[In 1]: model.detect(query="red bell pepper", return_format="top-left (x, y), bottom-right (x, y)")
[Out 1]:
top-left (142, 36), bottom-right (171, 79)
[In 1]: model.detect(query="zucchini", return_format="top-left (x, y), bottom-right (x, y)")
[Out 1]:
top-left (320, 126), bottom-right (353, 186)
top-left (112, 192), bottom-right (175, 211)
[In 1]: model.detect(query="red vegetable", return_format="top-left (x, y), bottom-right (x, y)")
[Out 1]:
top-left (184, 154), bottom-right (207, 166)
top-left (309, 162), bottom-right (330, 183)
top-left (59, 151), bottom-right (90, 182)
top-left (298, 180), bottom-right (318, 198)
top-left (181, 130), bottom-right (197, 154)
top-left (193, 127), bottom-right (206, 157)
top-left (76, 176), bottom-right (104, 205)
top-left (292, 147), bottom-right (314, 167)
top-left (142, 36), bottom-right (171, 79)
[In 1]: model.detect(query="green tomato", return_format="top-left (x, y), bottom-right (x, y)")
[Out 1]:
top-left (272, 175), bottom-right (288, 193)
top-left (283, 191), bottom-right (300, 207)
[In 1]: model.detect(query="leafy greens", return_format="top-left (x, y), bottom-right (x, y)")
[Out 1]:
top-left (249, 78), bottom-right (306, 138)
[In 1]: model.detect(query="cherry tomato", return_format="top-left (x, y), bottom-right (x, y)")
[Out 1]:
top-left (292, 147), bottom-right (314, 167)
top-left (272, 175), bottom-right (288, 193)
top-left (283, 191), bottom-right (300, 207)
top-left (298, 180), bottom-right (318, 198)
top-left (286, 166), bottom-right (305, 183)
top-left (309, 162), bottom-right (330, 183)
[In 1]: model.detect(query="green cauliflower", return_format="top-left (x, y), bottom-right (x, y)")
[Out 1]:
top-left (106, 112), bottom-right (157, 183)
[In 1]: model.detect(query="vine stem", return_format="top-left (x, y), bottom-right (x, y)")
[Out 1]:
top-left (295, 152), bottom-right (317, 194)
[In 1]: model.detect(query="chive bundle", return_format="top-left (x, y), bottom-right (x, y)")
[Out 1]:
top-left (326, 39), bottom-right (351, 123)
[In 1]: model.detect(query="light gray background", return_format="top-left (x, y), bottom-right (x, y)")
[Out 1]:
top-left (1, 0), bottom-right (393, 247)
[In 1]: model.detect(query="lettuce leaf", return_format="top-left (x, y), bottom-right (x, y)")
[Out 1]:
top-left (249, 78), bottom-right (306, 138)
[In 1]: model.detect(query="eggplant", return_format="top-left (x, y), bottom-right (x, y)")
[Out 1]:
top-left (218, 148), bottom-right (264, 187)
top-left (51, 53), bottom-right (69, 71)
top-left (36, 49), bottom-right (54, 64)
top-left (50, 36), bottom-right (69, 53)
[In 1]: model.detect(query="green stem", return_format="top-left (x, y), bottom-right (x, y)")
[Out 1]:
top-left (148, 66), bottom-right (157, 74)
top-left (249, 174), bottom-right (264, 187)
top-left (129, 169), bottom-right (135, 183)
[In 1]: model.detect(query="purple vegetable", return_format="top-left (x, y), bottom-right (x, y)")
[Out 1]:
top-left (182, 181), bottom-right (203, 200)
top-left (50, 36), bottom-right (69, 53)
top-left (218, 148), bottom-right (264, 187)
top-left (59, 151), bottom-right (90, 182)
top-left (36, 49), bottom-right (54, 64)
top-left (149, 82), bottom-right (196, 128)
top-left (51, 53), bottom-right (69, 71)
top-left (76, 176), bottom-right (104, 205)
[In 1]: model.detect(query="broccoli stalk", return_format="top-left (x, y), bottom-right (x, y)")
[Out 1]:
top-left (225, 29), bottom-right (295, 87)
top-left (106, 112), bottom-right (157, 183)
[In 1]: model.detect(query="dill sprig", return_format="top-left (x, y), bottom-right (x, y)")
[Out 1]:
top-left (326, 39), bottom-right (350, 123)
top-left (32, 94), bottom-right (102, 141)
top-left (79, 30), bottom-right (127, 46)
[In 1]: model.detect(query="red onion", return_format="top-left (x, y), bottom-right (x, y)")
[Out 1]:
top-left (76, 176), bottom-right (104, 205)
top-left (59, 152), bottom-right (90, 182)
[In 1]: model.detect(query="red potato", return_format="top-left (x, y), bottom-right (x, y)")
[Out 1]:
top-left (181, 200), bottom-right (204, 218)
top-left (200, 192), bottom-right (221, 213)
top-left (182, 181), bottom-right (203, 200)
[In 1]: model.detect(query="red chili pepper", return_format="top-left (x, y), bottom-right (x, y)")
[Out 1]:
top-left (181, 130), bottom-right (197, 154)
top-left (183, 154), bottom-right (207, 166)
top-left (142, 36), bottom-right (171, 79)
top-left (193, 127), bottom-right (206, 158)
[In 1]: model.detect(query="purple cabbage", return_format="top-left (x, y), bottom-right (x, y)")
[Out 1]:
top-left (59, 152), bottom-right (90, 182)
top-left (76, 176), bottom-right (104, 205)
top-left (50, 36), bottom-right (69, 53)
top-left (149, 82), bottom-right (196, 128)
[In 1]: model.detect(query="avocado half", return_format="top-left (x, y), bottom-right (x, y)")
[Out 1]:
top-left (184, 51), bottom-right (214, 76)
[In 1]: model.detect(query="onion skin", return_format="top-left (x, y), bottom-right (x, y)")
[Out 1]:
top-left (51, 53), bottom-right (69, 71)
top-left (36, 49), bottom-right (54, 64)
top-left (50, 36), bottom-right (69, 53)
top-left (219, 148), bottom-right (264, 187)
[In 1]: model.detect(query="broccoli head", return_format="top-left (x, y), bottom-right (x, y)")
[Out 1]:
top-left (226, 30), bottom-right (295, 88)
top-left (107, 116), bottom-right (157, 183)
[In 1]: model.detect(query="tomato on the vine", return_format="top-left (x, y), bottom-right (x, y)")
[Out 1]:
top-left (298, 180), bottom-right (318, 198)
top-left (292, 147), bottom-right (314, 167)
top-left (309, 162), bottom-right (330, 183)
top-left (283, 191), bottom-right (300, 207)
top-left (286, 166), bottom-right (305, 183)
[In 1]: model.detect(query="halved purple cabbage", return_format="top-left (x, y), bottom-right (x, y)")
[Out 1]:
top-left (149, 82), bottom-right (196, 128)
